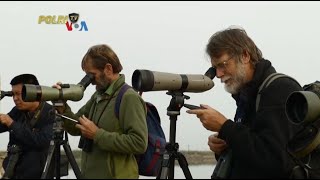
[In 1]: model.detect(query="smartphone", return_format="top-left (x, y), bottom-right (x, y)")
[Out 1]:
top-left (184, 104), bottom-right (203, 110)
top-left (56, 114), bottom-right (79, 123)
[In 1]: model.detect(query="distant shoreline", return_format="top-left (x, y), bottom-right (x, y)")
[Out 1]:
top-left (66, 150), bottom-right (217, 165)
top-left (0, 150), bottom-right (216, 169)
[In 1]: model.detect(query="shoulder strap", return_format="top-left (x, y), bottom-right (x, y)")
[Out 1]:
top-left (29, 102), bottom-right (45, 128)
top-left (256, 73), bottom-right (299, 112)
top-left (115, 83), bottom-right (131, 119)
top-left (145, 102), bottom-right (161, 123)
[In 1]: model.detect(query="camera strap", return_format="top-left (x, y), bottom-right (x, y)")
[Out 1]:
top-left (95, 82), bottom-right (125, 126)
top-left (3, 145), bottom-right (21, 179)
top-left (25, 101), bottom-right (45, 129)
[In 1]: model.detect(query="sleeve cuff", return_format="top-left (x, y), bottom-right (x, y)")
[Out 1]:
top-left (218, 119), bottom-right (235, 141)
top-left (9, 121), bottom-right (19, 131)
top-left (93, 128), bottom-right (104, 144)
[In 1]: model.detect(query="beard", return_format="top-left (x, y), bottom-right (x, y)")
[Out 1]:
top-left (223, 62), bottom-right (247, 94)
top-left (96, 73), bottom-right (111, 93)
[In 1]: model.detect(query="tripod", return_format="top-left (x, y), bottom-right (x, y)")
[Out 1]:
top-left (157, 91), bottom-right (193, 179)
top-left (41, 104), bottom-right (81, 179)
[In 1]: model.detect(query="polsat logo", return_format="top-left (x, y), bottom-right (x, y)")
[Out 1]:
top-left (38, 13), bottom-right (88, 32)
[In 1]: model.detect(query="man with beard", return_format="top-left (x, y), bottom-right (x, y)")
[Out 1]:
top-left (54, 44), bottom-right (148, 179)
top-left (187, 27), bottom-right (302, 178)
top-left (0, 74), bottom-right (54, 179)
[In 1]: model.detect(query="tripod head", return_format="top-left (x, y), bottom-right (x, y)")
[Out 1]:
top-left (165, 91), bottom-right (191, 150)
top-left (50, 101), bottom-right (68, 141)
top-left (166, 91), bottom-right (190, 116)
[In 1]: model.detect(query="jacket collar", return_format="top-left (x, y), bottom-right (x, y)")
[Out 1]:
top-left (231, 59), bottom-right (276, 123)
top-left (96, 74), bottom-right (126, 102)
top-left (232, 59), bottom-right (276, 101)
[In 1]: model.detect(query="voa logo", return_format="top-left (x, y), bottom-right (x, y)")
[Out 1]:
top-left (38, 13), bottom-right (88, 32)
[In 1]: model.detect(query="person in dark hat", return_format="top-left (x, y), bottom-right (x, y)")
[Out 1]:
top-left (0, 74), bottom-right (55, 179)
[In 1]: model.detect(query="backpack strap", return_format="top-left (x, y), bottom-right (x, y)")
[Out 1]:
top-left (256, 73), bottom-right (300, 112)
top-left (115, 83), bottom-right (131, 119)
top-left (145, 102), bottom-right (161, 124)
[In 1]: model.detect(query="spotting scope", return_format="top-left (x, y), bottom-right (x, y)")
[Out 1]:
top-left (22, 73), bottom-right (94, 102)
top-left (132, 69), bottom-right (214, 93)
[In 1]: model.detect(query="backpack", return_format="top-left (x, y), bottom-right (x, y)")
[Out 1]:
top-left (115, 83), bottom-right (167, 177)
top-left (256, 73), bottom-right (320, 179)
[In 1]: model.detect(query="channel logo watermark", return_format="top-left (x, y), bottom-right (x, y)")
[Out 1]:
top-left (38, 13), bottom-right (88, 31)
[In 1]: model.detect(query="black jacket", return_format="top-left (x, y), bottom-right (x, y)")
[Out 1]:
top-left (218, 59), bottom-right (302, 178)
top-left (0, 102), bottom-right (54, 179)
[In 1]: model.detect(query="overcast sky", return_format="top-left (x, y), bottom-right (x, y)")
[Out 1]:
top-left (0, 1), bottom-right (319, 152)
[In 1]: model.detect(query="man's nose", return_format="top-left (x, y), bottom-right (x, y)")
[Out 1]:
top-left (13, 95), bottom-right (19, 101)
top-left (215, 68), bottom-right (224, 78)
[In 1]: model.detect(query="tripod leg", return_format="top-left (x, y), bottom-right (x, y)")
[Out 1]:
top-left (157, 153), bottom-right (170, 179)
top-left (55, 140), bottom-right (61, 180)
top-left (157, 149), bottom-right (179, 179)
top-left (62, 141), bottom-right (81, 179)
top-left (41, 140), bottom-right (55, 179)
top-left (176, 152), bottom-right (193, 179)
top-left (168, 153), bottom-right (175, 179)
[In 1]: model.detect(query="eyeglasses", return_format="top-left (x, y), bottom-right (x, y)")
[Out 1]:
top-left (212, 55), bottom-right (235, 71)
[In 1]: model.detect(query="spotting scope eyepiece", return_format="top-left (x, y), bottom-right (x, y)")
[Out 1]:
top-left (0, 90), bottom-right (13, 100)
top-left (205, 67), bottom-right (216, 80)
top-left (22, 73), bottom-right (94, 102)
top-left (132, 69), bottom-right (214, 93)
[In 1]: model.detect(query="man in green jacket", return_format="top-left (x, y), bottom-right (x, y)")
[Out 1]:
top-left (55, 44), bottom-right (148, 179)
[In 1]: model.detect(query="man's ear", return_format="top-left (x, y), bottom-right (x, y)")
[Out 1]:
top-left (104, 63), bottom-right (113, 74)
top-left (241, 50), bottom-right (250, 64)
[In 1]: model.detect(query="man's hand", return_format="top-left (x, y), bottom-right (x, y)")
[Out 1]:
top-left (208, 133), bottom-right (228, 155)
top-left (186, 104), bottom-right (227, 132)
top-left (75, 115), bottom-right (98, 139)
top-left (0, 114), bottom-right (13, 127)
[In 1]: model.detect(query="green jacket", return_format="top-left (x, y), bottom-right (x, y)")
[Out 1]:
top-left (63, 74), bottom-right (148, 179)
